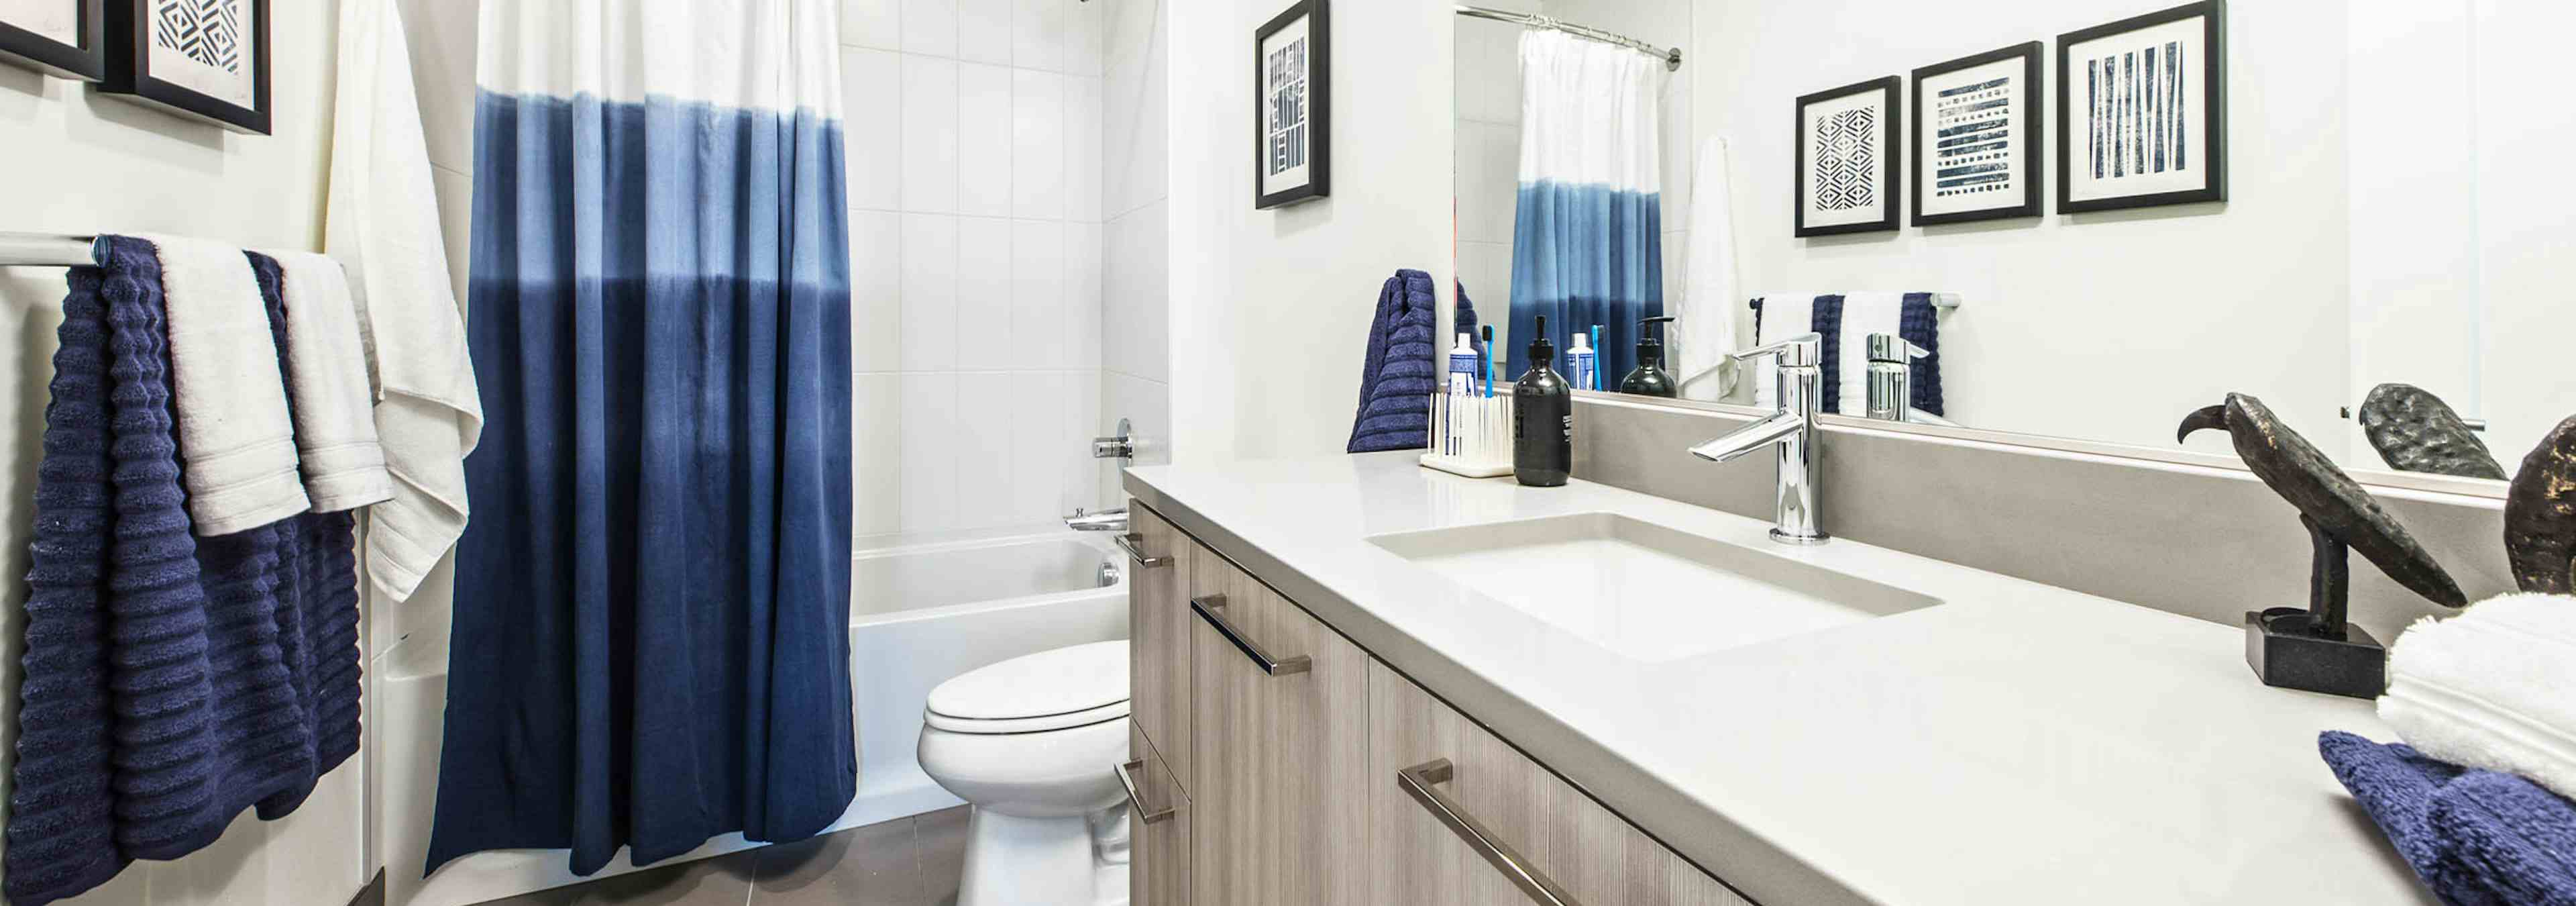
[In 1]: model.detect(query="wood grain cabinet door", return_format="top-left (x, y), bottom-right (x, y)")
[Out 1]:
top-left (1367, 662), bottom-right (1754, 906)
top-left (1125, 503), bottom-right (1194, 785)
top-left (1187, 573), bottom-right (1371, 906)
top-left (1129, 723), bottom-right (1191, 906)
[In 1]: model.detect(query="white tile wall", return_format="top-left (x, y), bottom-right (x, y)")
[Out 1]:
top-left (1097, 0), bottom-right (1169, 505)
top-left (847, 0), bottom-right (1112, 542)
top-left (956, 63), bottom-right (1016, 216)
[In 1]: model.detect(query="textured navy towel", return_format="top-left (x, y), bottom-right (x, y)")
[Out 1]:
top-left (1348, 269), bottom-right (1440, 453)
top-left (3, 237), bottom-right (361, 906)
top-left (2320, 731), bottom-right (2576, 905)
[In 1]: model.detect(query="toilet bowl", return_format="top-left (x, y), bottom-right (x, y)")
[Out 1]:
top-left (918, 640), bottom-right (1133, 906)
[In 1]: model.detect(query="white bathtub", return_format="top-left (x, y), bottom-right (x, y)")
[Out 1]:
top-left (375, 527), bottom-right (1131, 906)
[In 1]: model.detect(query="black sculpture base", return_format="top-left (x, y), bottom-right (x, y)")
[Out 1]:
top-left (2245, 607), bottom-right (2385, 699)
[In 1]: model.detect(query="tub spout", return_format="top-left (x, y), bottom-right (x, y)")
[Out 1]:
top-left (1063, 507), bottom-right (1129, 532)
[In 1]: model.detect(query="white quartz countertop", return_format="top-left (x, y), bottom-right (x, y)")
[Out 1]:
top-left (1125, 452), bottom-right (2434, 906)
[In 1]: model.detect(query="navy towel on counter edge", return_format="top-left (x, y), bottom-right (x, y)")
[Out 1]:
top-left (1348, 268), bottom-right (1442, 453)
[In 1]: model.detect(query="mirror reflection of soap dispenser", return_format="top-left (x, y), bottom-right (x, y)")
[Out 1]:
top-left (1513, 315), bottom-right (1572, 487)
top-left (1619, 316), bottom-right (1679, 398)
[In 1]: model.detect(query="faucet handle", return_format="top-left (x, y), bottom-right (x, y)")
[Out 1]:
top-left (1865, 333), bottom-right (1928, 363)
top-left (1731, 332), bottom-right (1823, 368)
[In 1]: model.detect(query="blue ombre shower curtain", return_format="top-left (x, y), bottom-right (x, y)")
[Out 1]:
top-left (1507, 30), bottom-right (1666, 384)
top-left (428, 0), bottom-right (856, 876)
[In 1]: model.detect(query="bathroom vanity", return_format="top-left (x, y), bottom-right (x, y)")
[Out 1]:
top-left (1116, 452), bottom-right (2434, 906)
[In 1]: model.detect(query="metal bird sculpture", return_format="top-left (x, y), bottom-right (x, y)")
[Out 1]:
top-left (2358, 383), bottom-right (2508, 480)
top-left (2506, 416), bottom-right (2576, 594)
top-left (2179, 394), bottom-right (2469, 619)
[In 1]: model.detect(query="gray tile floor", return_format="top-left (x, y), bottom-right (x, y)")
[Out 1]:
top-left (473, 806), bottom-right (969, 906)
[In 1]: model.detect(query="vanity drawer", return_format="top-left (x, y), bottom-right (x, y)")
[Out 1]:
top-left (1187, 563), bottom-right (1371, 905)
top-left (1368, 662), bottom-right (1752, 906)
top-left (1126, 723), bottom-right (1191, 906)
top-left (1125, 502), bottom-right (1196, 787)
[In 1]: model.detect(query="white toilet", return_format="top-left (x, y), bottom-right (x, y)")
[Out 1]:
top-left (918, 640), bottom-right (1134, 906)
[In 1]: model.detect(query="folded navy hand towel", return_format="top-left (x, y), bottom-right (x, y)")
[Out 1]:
top-left (2320, 731), bottom-right (2576, 905)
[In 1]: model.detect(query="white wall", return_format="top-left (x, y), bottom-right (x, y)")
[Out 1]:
top-left (1688, 0), bottom-right (2354, 460)
top-left (846, 0), bottom-right (1109, 544)
top-left (1099, 0), bottom-right (1171, 498)
top-left (1453, 0), bottom-right (1532, 353)
top-left (2466, 1), bottom-right (2576, 464)
top-left (0, 1), bottom-right (371, 903)
top-left (1166, 0), bottom-right (1456, 464)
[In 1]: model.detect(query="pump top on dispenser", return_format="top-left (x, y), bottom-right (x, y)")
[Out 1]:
top-left (1620, 315), bottom-right (1678, 398)
top-left (1513, 315), bottom-right (1572, 487)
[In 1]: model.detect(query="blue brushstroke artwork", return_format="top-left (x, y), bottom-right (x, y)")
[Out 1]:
top-left (2086, 40), bottom-right (2190, 185)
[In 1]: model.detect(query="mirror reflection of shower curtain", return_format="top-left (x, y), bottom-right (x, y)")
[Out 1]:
top-left (1507, 30), bottom-right (1665, 384)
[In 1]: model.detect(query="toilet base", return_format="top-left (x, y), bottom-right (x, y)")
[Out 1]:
top-left (957, 807), bottom-right (1130, 906)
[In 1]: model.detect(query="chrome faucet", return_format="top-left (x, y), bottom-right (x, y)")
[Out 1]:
top-left (1064, 507), bottom-right (1129, 532)
top-left (1689, 332), bottom-right (1827, 545)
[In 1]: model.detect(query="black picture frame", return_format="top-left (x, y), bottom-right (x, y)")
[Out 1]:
top-left (1252, 0), bottom-right (1329, 209)
top-left (1911, 42), bottom-right (2043, 227)
top-left (101, 0), bottom-right (270, 134)
top-left (0, 0), bottom-right (105, 80)
top-left (2055, 0), bottom-right (2224, 214)
top-left (1793, 76), bottom-right (1901, 238)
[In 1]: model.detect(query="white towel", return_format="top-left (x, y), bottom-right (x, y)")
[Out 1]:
top-left (1678, 136), bottom-right (1740, 402)
top-left (2379, 593), bottom-right (2576, 803)
top-left (262, 250), bottom-right (395, 512)
top-left (137, 233), bottom-right (313, 536)
top-left (325, 0), bottom-right (484, 604)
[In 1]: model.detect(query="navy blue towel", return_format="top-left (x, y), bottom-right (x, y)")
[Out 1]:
top-left (2320, 732), bottom-right (2576, 905)
top-left (1348, 269), bottom-right (1440, 453)
top-left (3, 237), bottom-right (362, 906)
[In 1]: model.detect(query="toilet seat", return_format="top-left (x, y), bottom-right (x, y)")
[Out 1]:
top-left (926, 640), bottom-right (1130, 736)
top-left (925, 699), bottom-right (1130, 734)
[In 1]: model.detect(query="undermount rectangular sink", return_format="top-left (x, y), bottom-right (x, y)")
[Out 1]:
top-left (1367, 513), bottom-right (1942, 662)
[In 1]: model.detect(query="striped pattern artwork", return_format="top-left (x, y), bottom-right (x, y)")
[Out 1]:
top-left (1815, 108), bottom-right (1878, 210)
top-left (2088, 40), bottom-right (2185, 180)
top-left (152, 0), bottom-right (243, 73)
top-left (1933, 76), bottom-right (2013, 198)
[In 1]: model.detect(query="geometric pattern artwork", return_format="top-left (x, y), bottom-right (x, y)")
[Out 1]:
top-left (1933, 76), bottom-right (2014, 197)
top-left (153, 0), bottom-right (241, 73)
top-left (2088, 40), bottom-right (2186, 181)
top-left (1814, 108), bottom-right (1878, 210)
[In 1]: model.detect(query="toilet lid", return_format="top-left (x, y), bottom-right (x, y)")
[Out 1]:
top-left (927, 640), bottom-right (1130, 723)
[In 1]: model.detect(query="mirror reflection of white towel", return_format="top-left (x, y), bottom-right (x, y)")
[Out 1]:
top-left (1679, 137), bottom-right (1739, 401)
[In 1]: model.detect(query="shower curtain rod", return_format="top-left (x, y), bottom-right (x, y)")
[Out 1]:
top-left (1456, 4), bottom-right (1683, 72)
top-left (0, 232), bottom-right (103, 268)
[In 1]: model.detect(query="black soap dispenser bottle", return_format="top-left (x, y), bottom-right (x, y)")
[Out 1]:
top-left (1619, 315), bottom-right (1679, 399)
top-left (1513, 315), bottom-right (1572, 487)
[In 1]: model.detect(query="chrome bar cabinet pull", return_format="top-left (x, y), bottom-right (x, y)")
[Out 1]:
top-left (1113, 532), bottom-right (1171, 568)
top-left (1397, 758), bottom-right (1582, 906)
top-left (1115, 759), bottom-right (1177, 825)
top-left (1188, 595), bottom-right (1311, 676)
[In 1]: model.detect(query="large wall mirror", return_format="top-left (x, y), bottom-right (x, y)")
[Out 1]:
top-left (1452, 0), bottom-right (2574, 492)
